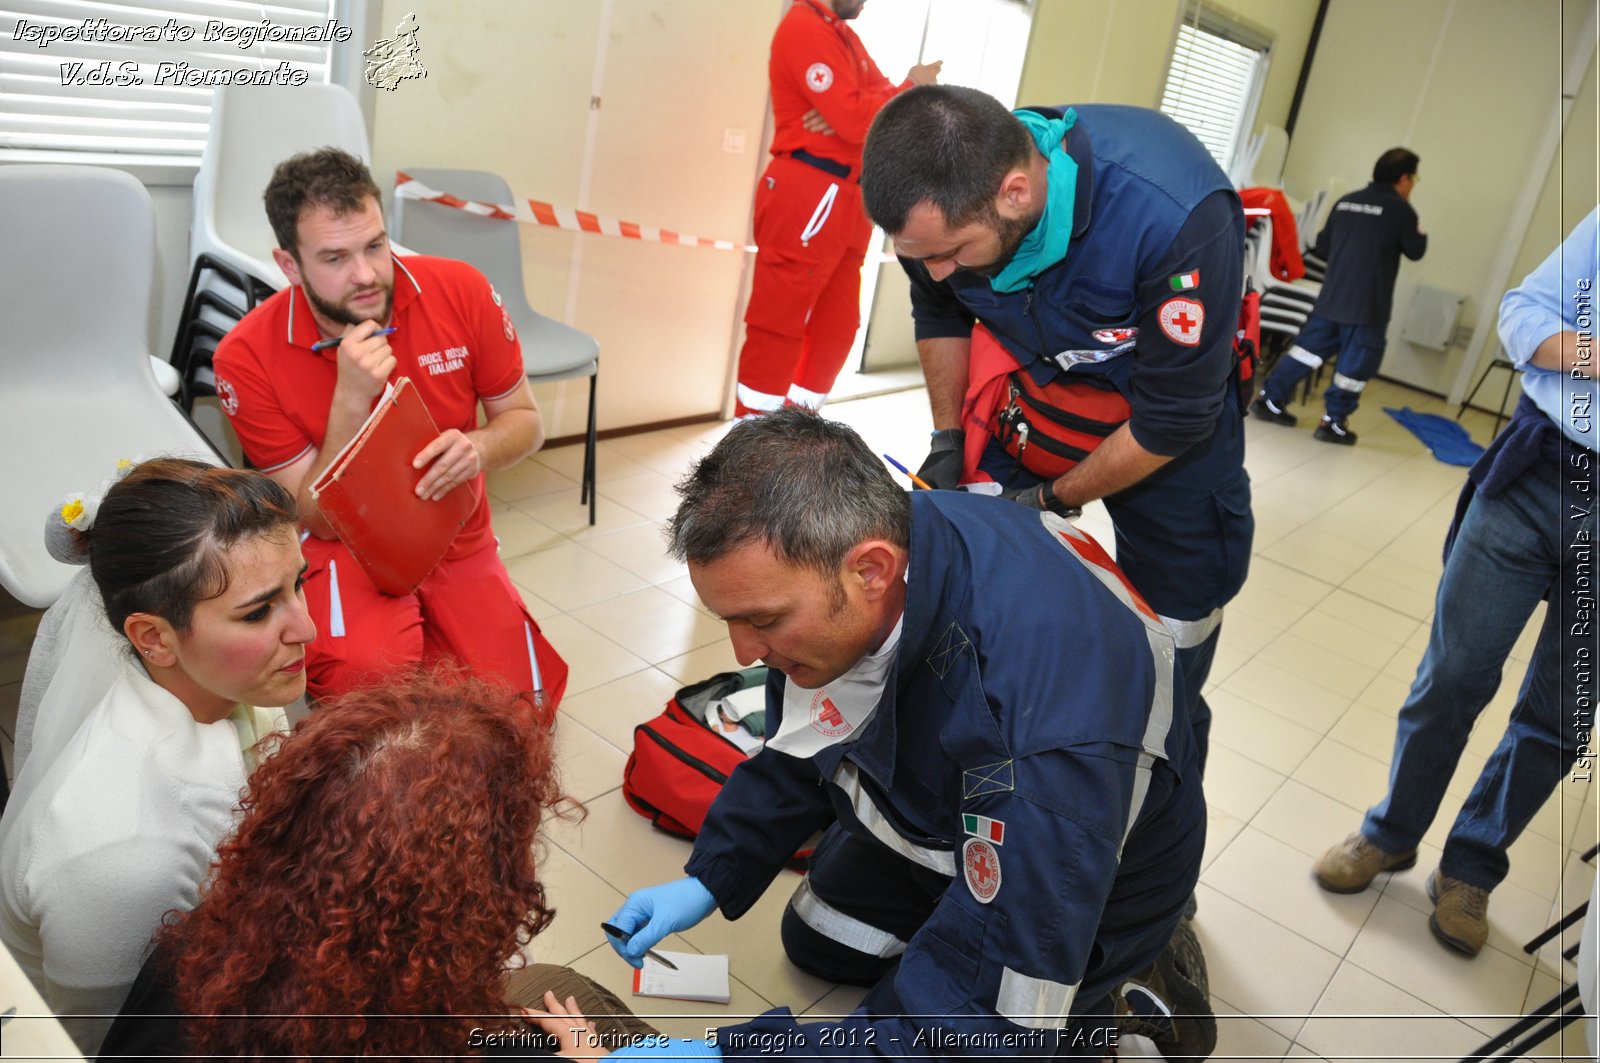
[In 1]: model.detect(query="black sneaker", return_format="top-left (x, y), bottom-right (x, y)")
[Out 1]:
top-left (1249, 395), bottom-right (1297, 427)
top-left (1313, 418), bottom-right (1358, 445)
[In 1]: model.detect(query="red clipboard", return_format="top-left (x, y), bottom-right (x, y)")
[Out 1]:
top-left (309, 377), bottom-right (478, 596)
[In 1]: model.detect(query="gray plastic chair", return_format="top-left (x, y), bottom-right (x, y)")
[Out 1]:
top-left (0, 166), bottom-right (222, 608)
top-left (391, 168), bottom-right (599, 525)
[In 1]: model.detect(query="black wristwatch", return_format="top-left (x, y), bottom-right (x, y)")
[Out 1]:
top-left (1038, 484), bottom-right (1082, 519)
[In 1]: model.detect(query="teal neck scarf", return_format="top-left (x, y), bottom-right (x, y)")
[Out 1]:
top-left (989, 108), bottom-right (1078, 294)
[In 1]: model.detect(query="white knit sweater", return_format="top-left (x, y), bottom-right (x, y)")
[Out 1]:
top-left (0, 657), bottom-right (282, 1055)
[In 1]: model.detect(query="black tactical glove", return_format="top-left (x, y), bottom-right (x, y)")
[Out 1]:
top-left (1002, 480), bottom-right (1082, 520)
top-left (916, 428), bottom-right (965, 490)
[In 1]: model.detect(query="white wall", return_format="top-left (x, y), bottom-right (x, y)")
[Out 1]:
top-left (0, 162), bottom-right (194, 379)
top-left (1282, 0), bottom-right (1596, 398)
top-left (1016, 0), bottom-right (1319, 136)
top-left (370, 0), bottom-right (780, 438)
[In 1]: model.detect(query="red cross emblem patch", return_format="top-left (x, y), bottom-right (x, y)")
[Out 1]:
top-left (1158, 297), bottom-right (1204, 346)
top-left (963, 838), bottom-right (1001, 904)
top-left (810, 690), bottom-right (852, 737)
top-left (805, 62), bottom-right (834, 93)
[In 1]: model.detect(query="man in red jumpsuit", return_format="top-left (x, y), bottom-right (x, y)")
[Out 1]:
top-left (733, 0), bottom-right (940, 418)
top-left (213, 148), bottom-right (567, 709)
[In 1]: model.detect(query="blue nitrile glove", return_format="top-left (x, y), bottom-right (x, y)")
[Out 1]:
top-left (609, 1036), bottom-right (722, 1060)
top-left (606, 877), bottom-right (717, 968)
top-left (916, 428), bottom-right (965, 490)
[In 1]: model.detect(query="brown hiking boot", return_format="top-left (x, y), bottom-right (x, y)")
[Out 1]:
top-left (1312, 833), bottom-right (1417, 893)
top-left (1114, 920), bottom-right (1216, 1061)
top-left (1427, 869), bottom-right (1490, 956)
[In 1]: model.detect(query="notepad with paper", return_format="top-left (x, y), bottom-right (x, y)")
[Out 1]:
top-left (630, 951), bottom-right (731, 1004)
top-left (308, 377), bottom-right (479, 596)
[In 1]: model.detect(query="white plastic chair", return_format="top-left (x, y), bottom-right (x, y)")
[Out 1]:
top-left (194, 82), bottom-right (371, 290)
top-left (1247, 215), bottom-right (1332, 393)
top-left (1295, 189), bottom-right (1326, 251)
top-left (0, 936), bottom-right (84, 1062)
top-left (171, 83), bottom-right (372, 408)
top-left (1246, 125), bottom-right (1289, 188)
top-left (1229, 129), bottom-right (1263, 190)
top-left (0, 166), bottom-right (222, 609)
top-left (391, 168), bottom-right (600, 525)
top-left (1297, 179), bottom-right (1348, 284)
top-left (1247, 217), bottom-right (1319, 328)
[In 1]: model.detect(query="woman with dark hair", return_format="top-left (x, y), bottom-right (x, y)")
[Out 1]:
top-left (0, 458), bottom-right (314, 1054)
top-left (101, 667), bottom-right (654, 1061)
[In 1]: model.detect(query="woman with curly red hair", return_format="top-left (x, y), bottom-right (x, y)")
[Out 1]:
top-left (100, 667), bottom-right (654, 1060)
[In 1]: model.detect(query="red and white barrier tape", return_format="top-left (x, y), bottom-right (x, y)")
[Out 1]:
top-left (395, 172), bottom-right (757, 253)
top-left (397, 175), bottom-right (1276, 261)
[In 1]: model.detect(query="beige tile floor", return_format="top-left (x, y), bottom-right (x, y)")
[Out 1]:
top-left (0, 377), bottom-right (1591, 1060)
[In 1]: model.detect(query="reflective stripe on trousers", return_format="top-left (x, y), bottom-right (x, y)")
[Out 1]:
top-left (788, 877), bottom-right (909, 958)
top-left (327, 558), bottom-right (346, 638)
top-left (996, 967), bottom-right (1081, 1030)
top-left (1287, 344), bottom-right (1324, 369)
top-left (1162, 608), bottom-right (1223, 650)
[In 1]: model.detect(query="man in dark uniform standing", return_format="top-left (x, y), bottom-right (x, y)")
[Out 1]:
top-left (1251, 148), bottom-right (1428, 444)
top-left (859, 86), bottom-right (1250, 775)
top-left (733, 0), bottom-right (940, 419)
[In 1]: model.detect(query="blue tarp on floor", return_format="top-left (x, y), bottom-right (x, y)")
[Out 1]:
top-left (1383, 406), bottom-right (1485, 467)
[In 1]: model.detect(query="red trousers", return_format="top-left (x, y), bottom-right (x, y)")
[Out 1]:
top-left (299, 532), bottom-right (568, 709)
top-left (735, 155), bottom-right (873, 417)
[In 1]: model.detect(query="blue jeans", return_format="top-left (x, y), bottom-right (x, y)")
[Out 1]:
top-left (1362, 452), bottom-right (1592, 890)
top-left (1261, 313), bottom-right (1386, 421)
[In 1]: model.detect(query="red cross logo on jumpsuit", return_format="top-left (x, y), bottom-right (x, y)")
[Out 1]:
top-left (1158, 297), bottom-right (1205, 348)
top-left (963, 838), bottom-right (1001, 903)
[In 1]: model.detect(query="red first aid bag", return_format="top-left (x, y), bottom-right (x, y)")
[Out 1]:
top-left (623, 670), bottom-right (815, 867)
top-left (1235, 287), bottom-right (1261, 413)
top-left (623, 670), bottom-right (765, 839)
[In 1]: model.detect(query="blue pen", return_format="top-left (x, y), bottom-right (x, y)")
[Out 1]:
top-left (311, 327), bottom-right (396, 352)
top-left (882, 453), bottom-right (933, 490)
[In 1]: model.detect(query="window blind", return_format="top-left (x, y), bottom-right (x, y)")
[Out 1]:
top-left (1, 0), bottom-right (340, 156)
top-left (1159, 15), bottom-right (1269, 170)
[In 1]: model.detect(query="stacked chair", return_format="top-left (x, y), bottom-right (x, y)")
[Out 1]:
top-left (1245, 214), bottom-right (1321, 382)
top-left (1294, 187), bottom-right (1328, 283)
top-left (168, 83), bottom-right (371, 411)
top-left (0, 166), bottom-right (223, 610)
top-left (1295, 178), bottom-right (1346, 285)
top-left (391, 169), bottom-right (600, 525)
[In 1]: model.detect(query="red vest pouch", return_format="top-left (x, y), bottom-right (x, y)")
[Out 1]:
top-left (995, 370), bottom-right (1132, 480)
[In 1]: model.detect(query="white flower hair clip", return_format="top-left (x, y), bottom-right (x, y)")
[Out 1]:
top-left (44, 459), bottom-right (136, 565)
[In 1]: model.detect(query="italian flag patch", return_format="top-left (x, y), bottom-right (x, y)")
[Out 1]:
top-left (962, 813), bottom-right (1005, 845)
top-left (1169, 270), bottom-right (1200, 291)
